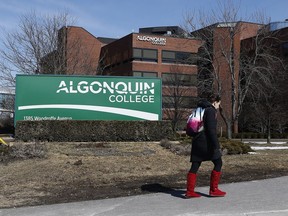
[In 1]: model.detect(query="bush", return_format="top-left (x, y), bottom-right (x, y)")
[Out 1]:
top-left (15, 120), bottom-right (174, 142)
top-left (161, 136), bottom-right (253, 156)
top-left (219, 138), bottom-right (253, 155)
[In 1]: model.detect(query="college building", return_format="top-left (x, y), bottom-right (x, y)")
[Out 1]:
top-left (40, 26), bottom-right (203, 130)
top-left (40, 21), bottom-right (288, 132)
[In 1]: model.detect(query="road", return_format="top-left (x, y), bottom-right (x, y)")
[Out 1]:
top-left (1, 176), bottom-right (288, 216)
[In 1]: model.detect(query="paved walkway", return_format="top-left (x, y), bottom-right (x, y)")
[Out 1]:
top-left (1, 176), bottom-right (288, 216)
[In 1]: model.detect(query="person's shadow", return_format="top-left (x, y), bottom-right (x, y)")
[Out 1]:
top-left (141, 183), bottom-right (210, 199)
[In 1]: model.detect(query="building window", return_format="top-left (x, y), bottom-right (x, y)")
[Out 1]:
top-left (162, 50), bottom-right (197, 64)
top-left (133, 48), bottom-right (158, 62)
top-left (162, 96), bottom-right (198, 108)
top-left (133, 48), bottom-right (142, 58)
top-left (133, 71), bottom-right (158, 77)
top-left (162, 73), bottom-right (197, 86)
top-left (162, 51), bottom-right (175, 59)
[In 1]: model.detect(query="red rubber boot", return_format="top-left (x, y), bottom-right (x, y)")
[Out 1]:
top-left (185, 172), bottom-right (201, 198)
top-left (209, 170), bottom-right (226, 197)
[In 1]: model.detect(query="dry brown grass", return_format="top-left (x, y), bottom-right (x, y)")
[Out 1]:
top-left (0, 141), bottom-right (288, 208)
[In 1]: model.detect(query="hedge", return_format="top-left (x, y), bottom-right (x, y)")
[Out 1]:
top-left (15, 120), bottom-right (174, 142)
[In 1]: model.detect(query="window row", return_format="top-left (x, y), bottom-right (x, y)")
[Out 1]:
top-left (133, 48), bottom-right (197, 64)
top-left (133, 72), bottom-right (197, 86)
top-left (162, 96), bottom-right (198, 108)
top-left (162, 73), bottom-right (197, 86)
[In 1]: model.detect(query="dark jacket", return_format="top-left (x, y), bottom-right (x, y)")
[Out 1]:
top-left (190, 99), bottom-right (222, 162)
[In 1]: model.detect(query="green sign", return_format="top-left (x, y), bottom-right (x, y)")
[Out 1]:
top-left (15, 75), bottom-right (162, 123)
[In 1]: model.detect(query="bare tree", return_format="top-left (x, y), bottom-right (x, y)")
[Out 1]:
top-left (0, 61), bottom-right (15, 88)
top-left (162, 65), bottom-right (198, 131)
top-left (0, 11), bottom-right (74, 78)
top-left (0, 90), bottom-right (15, 132)
top-left (56, 26), bottom-right (101, 75)
top-left (183, 0), bottom-right (285, 139)
top-left (96, 50), bottom-right (111, 75)
top-left (0, 94), bottom-right (14, 111)
top-left (240, 25), bottom-right (287, 141)
top-left (0, 10), bottom-right (98, 88)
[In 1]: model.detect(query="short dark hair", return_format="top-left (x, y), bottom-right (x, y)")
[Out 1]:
top-left (207, 93), bottom-right (221, 103)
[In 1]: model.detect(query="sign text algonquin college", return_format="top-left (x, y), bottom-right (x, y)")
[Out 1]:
top-left (14, 75), bottom-right (162, 124)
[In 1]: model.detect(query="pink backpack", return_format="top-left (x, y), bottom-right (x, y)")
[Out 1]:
top-left (186, 107), bottom-right (205, 137)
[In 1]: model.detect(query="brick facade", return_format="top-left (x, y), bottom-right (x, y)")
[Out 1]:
top-left (42, 22), bottom-right (288, 133)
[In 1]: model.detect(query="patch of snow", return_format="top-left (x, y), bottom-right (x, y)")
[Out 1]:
top-left (243, 141), bottom-right (287, 145)
top-left (251, 146), bottom-right (288, 150)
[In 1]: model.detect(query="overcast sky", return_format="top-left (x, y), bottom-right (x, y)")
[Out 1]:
top-left (0, 0), bottom-right (288, 39)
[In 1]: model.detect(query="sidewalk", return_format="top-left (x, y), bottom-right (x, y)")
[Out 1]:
top-left (1, 176), bottom-right (288, 216)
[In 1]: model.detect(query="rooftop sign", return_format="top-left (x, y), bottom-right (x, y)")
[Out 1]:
top-left (137, 35), bottom-right (166, 45)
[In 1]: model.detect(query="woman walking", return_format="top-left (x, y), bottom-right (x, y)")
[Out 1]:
top-left (185, 94), bottom-right (226, 198)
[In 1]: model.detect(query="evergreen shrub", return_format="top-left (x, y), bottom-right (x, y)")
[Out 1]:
top-left (15, 120), bottom-right (174, 142)
top-left (219, 138), bottom-right (253, 155)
